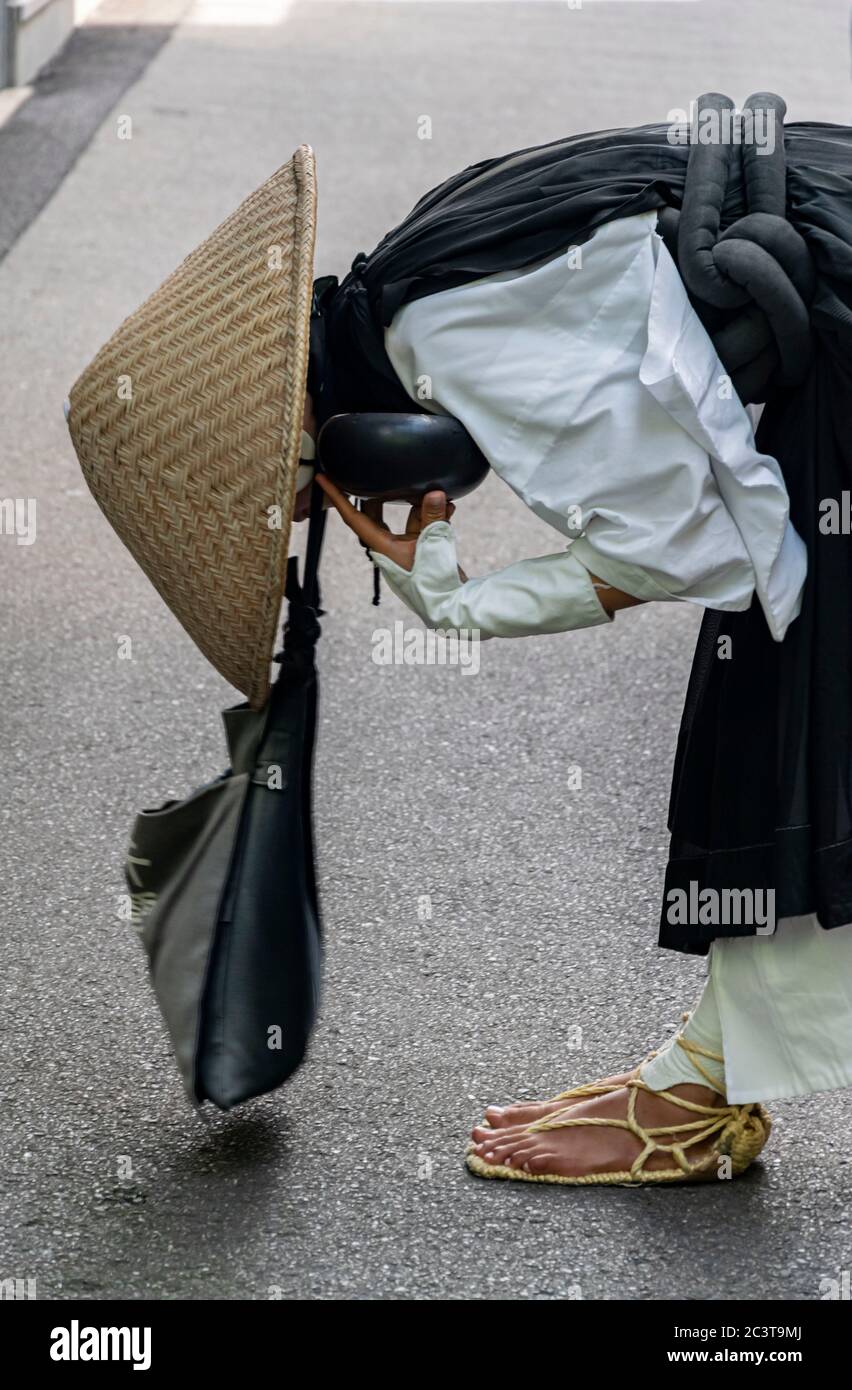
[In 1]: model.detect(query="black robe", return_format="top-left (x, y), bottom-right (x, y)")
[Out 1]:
top-left (318, 119), bottom-right (852, 955)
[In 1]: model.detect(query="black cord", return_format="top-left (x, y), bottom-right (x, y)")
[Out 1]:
top-left (355, 500), bottom-right (381, 606)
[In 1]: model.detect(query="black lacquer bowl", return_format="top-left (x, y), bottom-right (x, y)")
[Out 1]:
top-left (317, 413), bottom-right (490, 502)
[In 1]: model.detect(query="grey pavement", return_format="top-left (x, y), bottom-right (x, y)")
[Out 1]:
top-left (0, 0), bottom-right (192, 261)
top-left (2, 0), bottom-right (852, 1302)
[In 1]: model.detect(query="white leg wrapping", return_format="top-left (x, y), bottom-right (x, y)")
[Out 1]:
top-left (639, 974), bottom-right (727, 1096)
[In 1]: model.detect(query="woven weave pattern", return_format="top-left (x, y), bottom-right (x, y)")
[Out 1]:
top-left (68, 147), bottom-right (317, 707)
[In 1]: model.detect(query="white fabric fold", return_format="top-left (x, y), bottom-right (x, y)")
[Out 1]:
top-left (712, 916), bottom-right (852, 1104)
top-left (385, 209), bottom-right (807, 641)
top-left (295, 429), bottom-right (316, 492)
top-left (371, 521), bottom-right (613, 638)
top-left (639, 234), bottom-right (807, 639)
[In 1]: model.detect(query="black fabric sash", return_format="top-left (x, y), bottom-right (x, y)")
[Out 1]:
top-left (320, 118), bottom-right (852, 955)
top-left (322, 122), bottom-right (852, 413)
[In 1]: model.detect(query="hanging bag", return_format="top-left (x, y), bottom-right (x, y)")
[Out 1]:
top-left (126, 489), bottom-right (326, 1109)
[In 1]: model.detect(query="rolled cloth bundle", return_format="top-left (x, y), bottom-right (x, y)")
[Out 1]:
top-left (657, 92), bottom-right (816, 403)
top-left (315, 93), bottom-right (849, 417)
top-left (315, 95), bottom-right (852, 953)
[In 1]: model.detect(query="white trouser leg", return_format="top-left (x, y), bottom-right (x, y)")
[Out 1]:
top-left (712, 915), bottom-right (852, 1103)
top-left (639, 974), bottom-right (727, 1096)
top-left (640, 915), bottom-right (852, 1105)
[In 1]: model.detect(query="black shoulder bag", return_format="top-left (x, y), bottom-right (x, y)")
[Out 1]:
top-left (126, 484), bottom-right (326, 1109)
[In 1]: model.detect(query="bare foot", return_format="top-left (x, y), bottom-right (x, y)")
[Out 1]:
top-left (470, 1081), bottom-right (729, 1181)
top-left (483, 1067), bottom-right (639, 1129)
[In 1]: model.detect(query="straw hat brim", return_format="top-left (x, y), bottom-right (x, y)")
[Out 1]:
top-left (68, 145), bottom-right (317, 708)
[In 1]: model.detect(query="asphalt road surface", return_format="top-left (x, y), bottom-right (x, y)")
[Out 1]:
top-left (2, 0), bottom-right (852, 1301)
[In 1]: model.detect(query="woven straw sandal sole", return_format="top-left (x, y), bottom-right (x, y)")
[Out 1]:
top-left (468, 1151), bottom-right (717, 1186)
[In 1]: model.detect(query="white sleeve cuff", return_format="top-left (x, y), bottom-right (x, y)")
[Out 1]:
top-left (371, 522), bottom-right (613, 638)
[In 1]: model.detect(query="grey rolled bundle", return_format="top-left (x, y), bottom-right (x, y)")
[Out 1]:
top-left (661, 92), bottom-right (816, 404)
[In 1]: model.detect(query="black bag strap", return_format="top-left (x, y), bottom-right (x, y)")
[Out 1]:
top-left (302, 474), bottom-right (327, 612)
top-left (283, 479), bottom-right (326, 614)
top-left (278, 478), bottom-right (327, 670)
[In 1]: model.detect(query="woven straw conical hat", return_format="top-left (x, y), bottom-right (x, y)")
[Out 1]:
top-left (68, 145), bottom-right (317, 709)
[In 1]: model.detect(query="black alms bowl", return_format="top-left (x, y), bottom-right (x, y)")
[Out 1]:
top-left (317, 412), bottom-right (490, 502)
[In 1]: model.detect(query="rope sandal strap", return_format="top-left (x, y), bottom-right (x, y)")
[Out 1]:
top-left (546, 1022), bottom-right (720, 1112)
top-left (549, 1052), bottom-right (656, 1105)
top-left (525, 1079), bottom-right (741, 1179)
top-left (663, 1009), bottom-right (728, 1093)
top-left (671, 1031), bottom-right (727, 1093)
top-left (549, 1080), bottom-right (632, 1104)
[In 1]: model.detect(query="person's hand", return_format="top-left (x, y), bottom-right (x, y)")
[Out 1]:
top-left (315, 476), bottom-right (466, 579)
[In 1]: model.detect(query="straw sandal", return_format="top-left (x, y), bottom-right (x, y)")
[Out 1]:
top-left (466, 1034), bottom-right (771, 1186)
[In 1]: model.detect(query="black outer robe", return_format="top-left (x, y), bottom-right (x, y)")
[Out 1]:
top-left (318, 120), bottom-right (852, 955)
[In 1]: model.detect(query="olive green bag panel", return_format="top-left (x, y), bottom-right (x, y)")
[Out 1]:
top-left (129, 774), bottom-right (250, 1102)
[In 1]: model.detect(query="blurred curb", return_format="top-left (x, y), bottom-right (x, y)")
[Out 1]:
top-left (0, 0), bottom-right (191, 260)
